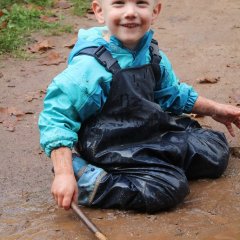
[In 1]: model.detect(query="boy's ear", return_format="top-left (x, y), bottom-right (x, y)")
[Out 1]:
top-left (92, 0), bottom-right (105, 24)
top-left (151, 3), bottom-right (161, 24)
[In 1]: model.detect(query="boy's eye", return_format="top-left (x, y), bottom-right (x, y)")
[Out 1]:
top-left (137, 0), bottom-right (149, 6)
top-left (112, 0), bottom-right (125, 6)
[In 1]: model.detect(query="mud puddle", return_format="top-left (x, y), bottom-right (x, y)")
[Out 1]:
top-left (1, 163), bottom-right (240, 240)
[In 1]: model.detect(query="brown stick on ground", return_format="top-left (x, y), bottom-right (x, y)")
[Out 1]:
top-left (71, 202), bottom-right (108, 240)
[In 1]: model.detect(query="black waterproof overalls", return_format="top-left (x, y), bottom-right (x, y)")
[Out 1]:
top-left (76, 40), bottom-right (229, 213)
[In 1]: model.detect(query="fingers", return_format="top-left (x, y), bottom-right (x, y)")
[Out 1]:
top-left (57, 195), bottom-right (64, 208)
top-left (233, 118), bottom-right (240, 129)
top-left (51, 187), bottom-right (76, 210)
top-left (73, 187), bottom-right (78, 203)
top-left (62, 194), bottom-right (72, 210)
top-left (225, 122), bottom-right (235, 137)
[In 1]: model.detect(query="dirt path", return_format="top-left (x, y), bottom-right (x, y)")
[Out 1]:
top-left (0, 0), bottom-right (240, 239)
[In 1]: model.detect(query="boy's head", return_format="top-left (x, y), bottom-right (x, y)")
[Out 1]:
top-left (92, 0), bottom-right (161, 49)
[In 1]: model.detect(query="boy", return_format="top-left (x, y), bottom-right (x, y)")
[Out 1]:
top-left (39, 0), bottom-right (240, 213)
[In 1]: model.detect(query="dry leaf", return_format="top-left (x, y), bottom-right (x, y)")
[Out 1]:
top-left (0, 107), bottom-right (31, 132)
top-left (39, 51), bottom-right (65, 65)
top-left (40, 15), bottom-right (59, 23)
top-left (0, 72), bottom-right (3, 78)
top-left (0, 10), bottom-right (4, 17)
top-left (25, 89), bottom-right (46, 102)
top-left (29, 40), bottom-right (54, 53)
top-left (198, 77), bottom-right (220, 84)
top-left (0, 20), bottom-right (7, 30)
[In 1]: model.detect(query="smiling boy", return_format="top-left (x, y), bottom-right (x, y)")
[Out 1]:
top-left (39, 0), bottom-right (240, 213)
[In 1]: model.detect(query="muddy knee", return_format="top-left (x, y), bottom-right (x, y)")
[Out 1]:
top-left (91, 166), bottom-right (190, 213)
top-left (141, 170), bottom-right (190, 213)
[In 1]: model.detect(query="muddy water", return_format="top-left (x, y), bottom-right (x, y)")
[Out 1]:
top-left (1, 158), bottom-right (240, 240)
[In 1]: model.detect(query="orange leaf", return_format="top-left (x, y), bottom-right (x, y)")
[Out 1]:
top-left (198, 77), bottom-right (220, 84)
top-left (40, 15), bottom-right (59, 23)
top-left (39, 51), bottom-right (66, 66)
top-left (28, 40), bottom-right (54, 53)
top-left (0, 10), bottom-right (4, 17)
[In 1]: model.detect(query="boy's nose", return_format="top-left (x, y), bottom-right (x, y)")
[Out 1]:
top-left (124, 3), bottom-right (137, 18)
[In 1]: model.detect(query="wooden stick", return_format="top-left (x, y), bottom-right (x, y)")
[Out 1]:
top-left (71, 202), bottom-right (108, 240)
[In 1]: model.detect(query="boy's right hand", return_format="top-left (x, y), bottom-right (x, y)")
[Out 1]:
top-left (50, 147), bottom-right (78, 210)
top-left (51, 172), bottom-right (78, 210)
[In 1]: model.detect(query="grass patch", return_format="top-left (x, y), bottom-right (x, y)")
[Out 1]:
top-left (0, 1), bottom-right (73, 56)
top-left (70, 0), bottom-right (91, 16)
top-left (0, 0), bottom-right (53, 9)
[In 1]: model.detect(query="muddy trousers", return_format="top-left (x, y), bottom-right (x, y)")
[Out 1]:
top-left (73, 127), bottom-right (229, 213)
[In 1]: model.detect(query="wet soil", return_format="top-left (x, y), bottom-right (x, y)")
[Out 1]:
top-left (0, 0), bottom-right (240, 239)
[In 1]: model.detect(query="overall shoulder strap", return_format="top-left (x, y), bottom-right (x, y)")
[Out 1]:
top-left (74, 46), bottom-right (121, 75)
top-left (149, 39), bottom-right (162, 84)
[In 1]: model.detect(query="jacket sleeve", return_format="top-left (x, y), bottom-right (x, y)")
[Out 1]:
top-left (38, 81), bottom-right (80, 157)
top-left (154, 51), bottom-right (198, 115)
top-left (38, 55), bottom-right (112, 157)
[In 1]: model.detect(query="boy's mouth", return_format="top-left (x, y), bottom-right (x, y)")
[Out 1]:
top-left (121, 23), bottom-right (140, 28)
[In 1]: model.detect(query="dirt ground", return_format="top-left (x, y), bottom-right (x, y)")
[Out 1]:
top-left (1, 0), bottom-right (240, 239)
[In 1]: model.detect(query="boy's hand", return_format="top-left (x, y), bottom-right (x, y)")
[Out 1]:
top-left (192, 96), bottom-right (240, 137)
top-left (50, 147), bottom-right (77, 210)
top-left (51, 173), bottom-right (78, 210)
top-left (212, 104), bottom-right (240, 137)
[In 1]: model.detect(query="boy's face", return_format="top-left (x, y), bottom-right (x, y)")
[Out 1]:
top-left (92, 0), bottom-right (161, 49)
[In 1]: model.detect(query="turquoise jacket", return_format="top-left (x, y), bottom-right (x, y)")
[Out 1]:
top-left (38, 26), bottom-right (198, 157)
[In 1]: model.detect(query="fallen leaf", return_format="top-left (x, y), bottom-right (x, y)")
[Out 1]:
top-left (28, 40), bottom-right (54, 53)
top-left (0, 72), bottom-right (3, 78)
top-left (197, 77), bottom-right (220, 84)
top-left (25, 89), bottom-right (46, 102)
top-left (39, 51), bottom-right (66, 65)
top-left (64, 36), bottom-right (77, 48)
top-left (0, 20), bottom-right (7, 30)
top-left (0, 107), bottom-right (31, 132)
top-left (40, 15), bottom-right (59, 23)
top-left (0, 10), bottom-right (4, 17)
top-left (25, 111), bottom-right (35, 114)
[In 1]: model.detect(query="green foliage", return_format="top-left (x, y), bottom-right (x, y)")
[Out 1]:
top-left (70, 0), bottom-right (91, 16)
top-left (0, 2), bottom-right (72, 55)
top-left (0, 0), bottom-right (90, 56)
top-left (0, 0), bottom-right (52, 9)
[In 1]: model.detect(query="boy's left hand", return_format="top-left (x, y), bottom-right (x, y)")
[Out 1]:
top-left (212, 104), bottom-right (240, 137)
